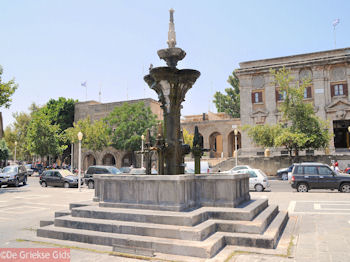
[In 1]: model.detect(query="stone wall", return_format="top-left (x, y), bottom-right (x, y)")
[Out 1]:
top-left (212, 155), bottom-right (350, 176)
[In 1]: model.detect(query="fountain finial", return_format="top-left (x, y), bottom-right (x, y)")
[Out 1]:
top-left (167, 8), bottom-right (176, 48)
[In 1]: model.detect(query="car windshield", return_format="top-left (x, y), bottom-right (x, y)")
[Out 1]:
top-left (257, 169), bottom-right (267, 177)
top-left (25, 164), bottom-right (32, 169)
top-left (3, 166), bottom-right (17, 173)
top-left (107, 167), bottom-right (121, 174)
top-left (231, 166), bottom-right (248, 171)
top-left (59, 170), bottom-right (75, 177)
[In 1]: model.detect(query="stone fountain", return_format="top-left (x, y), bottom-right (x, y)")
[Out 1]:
top-left (144, 8), bottom-right (200, 175)
top-left (36, 10), bottom-right (288, 259)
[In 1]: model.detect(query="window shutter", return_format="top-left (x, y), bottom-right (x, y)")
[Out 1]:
top-left (307, 86), bottom-right (311, 98)
top-left (344, 84), bottom-right (348, 96)
top-left (251, 92), bottom-right (255, 103)
top-left (275, 90), bottom-right (278, 102)
top-left (258, 92), bottom-right (263, 102)
top-left (330, 85), bottom-right (335, 97)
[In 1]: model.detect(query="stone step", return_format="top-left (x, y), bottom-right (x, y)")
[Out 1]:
top-left (54, 210), bottom-right (71, 218)
top-left (37, 225), bottom-right (225, 258)
top-left (71, 198), bottom-right (268, 226)
top-left (225, 211), bottom-right (289, 249)
top-left (54, 205), bottom-right (278, 241)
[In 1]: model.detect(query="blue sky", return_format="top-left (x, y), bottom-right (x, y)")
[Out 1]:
top-left (1, 0), bottom-right (349, 127)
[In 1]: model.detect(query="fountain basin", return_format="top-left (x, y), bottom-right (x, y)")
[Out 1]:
top-left (93, 173), bottom-right (250, 211)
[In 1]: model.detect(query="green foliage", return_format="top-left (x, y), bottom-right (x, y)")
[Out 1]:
top-left (65, 117), bottom-right (110, 152)
top-left (41, 97), bottom-right (76, 131)
top-left (104, 102), bottom-right (158, 152)
top-left (26, 111), bottom-right (66, 157)
top-left (213, 71), bottom-right (240, 118)
top-left (243, 124), bottom-right (282, 148)
top-left (4, 112), bottom-right (32, 160)
top-left (183, 128), bottom-right (194, 147)
top-left (0, 66), bottom-right (18, 109)
top-left (0, 139), bottom-right (9, 161)
top-left (245, 67), bottom-right (331, 156)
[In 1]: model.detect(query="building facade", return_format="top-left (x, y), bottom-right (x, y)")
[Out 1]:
top-left (72, 98), bottom-right (163, 170)
top-left (236, 47), bottom-right (350, 156)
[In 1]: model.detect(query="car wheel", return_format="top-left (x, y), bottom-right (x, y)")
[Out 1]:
top-left (255, 184), bottom-right (264, 192)
top-left (281, 173), bottom-right (288, 181)
top-left (23, 176), bottom-right (27, 186)
top-left (340, 183), bottom-right (350, 193)
top-left (88, 180), bottom-right (94, 189)
top-left (14, 178), bottom-right (19, 187)
top-left (297, 183), bottom-right (308, 192)
top-left (41, 181), bottom-right (47, 187)
top-left (64, 182), bottom-right (70, 188)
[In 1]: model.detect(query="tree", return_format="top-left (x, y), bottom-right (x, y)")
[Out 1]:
top-left (4, 112), bottom-right (32, 161)
top-left (0, 66), bottom-right (18, 109)
top-left (245, 67), bottom-right (331, 156)
top-left (65, 117), bottom-right (110, 152)
top-left (213, 70), bottom-right (240, 118)
top-left (104, 102), bottom-right (158, 152)
top-left (183, 128), bottom-right (194, 147)
top-left (26, 111), bottom-right (66, 158)
top-left (0, 139), bottom-right (9, 163)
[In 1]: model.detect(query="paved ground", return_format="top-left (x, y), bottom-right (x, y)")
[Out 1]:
top-left (1, 177), bottom-right (350, 261)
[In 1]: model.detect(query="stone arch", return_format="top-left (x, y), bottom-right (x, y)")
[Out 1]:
top-left (299, 68), bottom-right (312, 81)
top-left (102, 153), bottom-right (116, 166)
top-left (121, 152), bottom-right (133, 167)
top-left (227, 130), bottom-right (242, 157)
top-left (330, 66), bottom-right (346, 82)
top-left (83, 153), bottom-right (97, 171)
top-left (209, 132), bottom-right (223, 158)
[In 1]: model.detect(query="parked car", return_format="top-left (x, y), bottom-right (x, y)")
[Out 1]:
top-left (221, 165), bottom-right (252, 174)
top-left (32, 163), bottom-right (44, 175)
top-left (276, 164), bottom-right (294, 180)
top-left (236, 168), bottom-right (270, 192)
top-left (84, 165), bottom-right (121, 189)
top-left (25, 164), bottom-right (34, 176)
top-left (185, 161), bottom-right (211, 174)
top-left (119, 167), bottom-right (131, 173)
top-left (40, 169), bottom-right (83, 188)
top-left (290, 163), bottom-right (350, 192)
top-left (129, 168), bottom-right (146, 175)
top-left (0, 165), bottom-right (28, 187)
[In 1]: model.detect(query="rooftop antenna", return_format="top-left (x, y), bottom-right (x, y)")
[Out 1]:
top-left (332, 18), bottom-right (340, 49)
top-left (81, 81), bottom-right (87, 101)
top-left (99, 83), bottom-right (102, 102)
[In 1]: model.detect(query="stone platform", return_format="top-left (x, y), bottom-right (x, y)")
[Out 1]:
top-left (37, 174), bottom-right (288, 259)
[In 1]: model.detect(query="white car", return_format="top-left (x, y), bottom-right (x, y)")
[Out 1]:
top-left (236, 168), bottom-right (270, 192)
top-left (222, 165), bottom-right (252, 174)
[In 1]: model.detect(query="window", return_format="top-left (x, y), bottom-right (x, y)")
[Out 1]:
top-left (251, 91), bottom-right (263, 103)
top-left (294, 166), bottom-right (303, 174)
top-left (304, 166), bottom-right (318, 175)
top-left (276, 89), bottom-right (286, 101)
top-left (248, 171), bottom-right (257, 178)
top-left (331, 83), bottom-right (348, 97)
top-left (304, 86), bottom-right (312, 99)
top-left (317, 166), bottom-right (332, 176)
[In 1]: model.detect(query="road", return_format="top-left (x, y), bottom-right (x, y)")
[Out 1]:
top-left (1, 176), bottom-right (350, 262)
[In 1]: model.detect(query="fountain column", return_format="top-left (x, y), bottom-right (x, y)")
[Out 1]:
top-left (144, 9), bottom-right (200, 175)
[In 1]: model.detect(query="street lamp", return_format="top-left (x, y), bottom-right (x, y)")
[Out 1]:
top-left (234, 129), bottom-right (238, 167)
top-left (141, 134), bottom-right (145, 168)
top-left (77, 132), bottom-right (83, 192)
top-left (71, 143), bottom-right (74, 173)
top-left (14, 141), bottom-right (17, 163)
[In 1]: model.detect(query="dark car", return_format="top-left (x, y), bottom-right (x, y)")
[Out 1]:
top-left (84, 165), bottom-right (121, 189)
top-left (290, 163), bottom-right (350, 192)
top-left (0, 165), bottom-right (27, 187)
top-left (276, 164), bottom-right (294, 180)
top-left (40, 169), bottom-right (83, 188)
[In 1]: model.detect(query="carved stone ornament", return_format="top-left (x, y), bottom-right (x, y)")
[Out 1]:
top-left (252, 75), bottom-right (265, 89)
top-left (330, 67), bottom-right (346, 82)
top-left (299, 68), bottom-right (312, 81)
top-left (250, 110), bottom-right (269, 124)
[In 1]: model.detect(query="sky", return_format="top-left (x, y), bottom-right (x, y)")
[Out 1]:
top-left (1, 0), bottom-right (349, 128)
